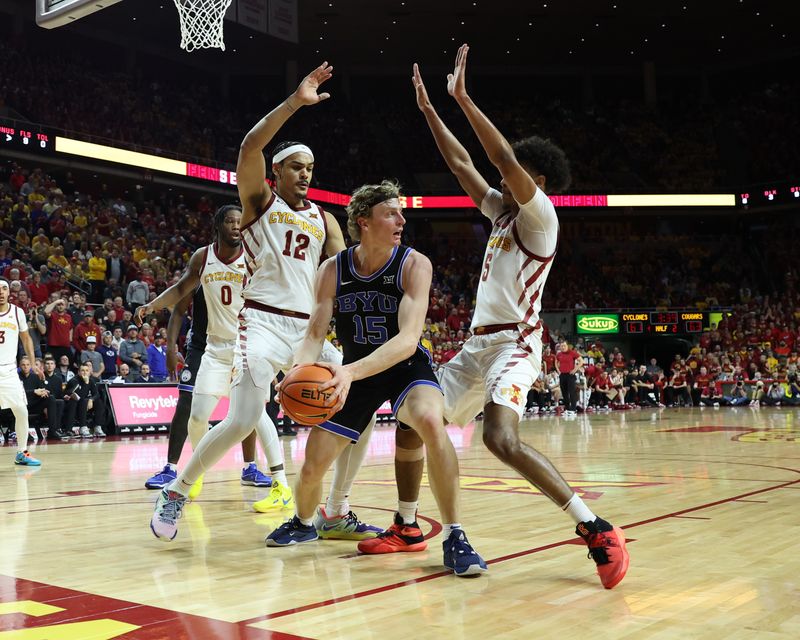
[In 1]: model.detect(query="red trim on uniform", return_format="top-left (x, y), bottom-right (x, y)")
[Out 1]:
top-left (511, 219), bottom-right (559, 262)
top-left (213, 242), bottom-right (244, 266)
top-left (522, 286), bottom-right (544, 324)
top-left (241, 192), bottom-right (276, 232)
top-left (242, 235), bottom-right (257, 260)
top-left (473, 323), bottom-right (518, 335)
top-left (243, 299), bottom-right (310, 320)
top-left (517, 260), bottom-right (551, 306)
top-left (197, 246), bottom-right (210, 278)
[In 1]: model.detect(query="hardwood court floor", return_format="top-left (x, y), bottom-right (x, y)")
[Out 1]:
top-left (1, 407), bottom-right (798, 639)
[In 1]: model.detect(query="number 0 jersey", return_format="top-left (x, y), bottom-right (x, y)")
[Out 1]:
top-left (240, 193), bottom-right (328, 316)
top-left (0, 304), bottom-right (27, 375)
top-left (335, 244), bottom-right (429, 367)
top-left (199, 243), bottom-right (246, 341)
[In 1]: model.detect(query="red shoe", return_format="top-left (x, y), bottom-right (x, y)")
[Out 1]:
top-left (357, 512), bottom-right (428, 554)
top-left (576, 518), bottom-right (629, 589)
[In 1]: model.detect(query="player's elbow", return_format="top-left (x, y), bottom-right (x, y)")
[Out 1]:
top-left (488, 146), bottom-right (517, 172)
top-left (239, 135), bottom-right (262, 159)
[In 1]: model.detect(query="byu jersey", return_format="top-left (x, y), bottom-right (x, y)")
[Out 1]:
top-left (0, 304), bottom-right (27, 374)
top-left (199, 243), bottom-right (246, 341)
top-left (335, 245), bottom-right (428, 366)
top-left (240, 193), bottom-right (327, 315)
top-left (471, 187), bottom-right (559, 330)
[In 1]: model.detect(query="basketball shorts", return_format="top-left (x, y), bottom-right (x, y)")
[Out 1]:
top-left (319, 357), bottom-right (441, 443)
top-left (438, 328), bottom-right (543, 426)
top-left (233, 307), bottom-right (308, 392)
top-left (177, 343), bottom-right (205, 394)
top-left (194, 336), bottom-right (235, 397)
top-left (0, 370), bottom-right (27, 409)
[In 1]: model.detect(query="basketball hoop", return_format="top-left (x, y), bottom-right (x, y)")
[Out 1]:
top-left (172, 0), bottom-right (233, 52)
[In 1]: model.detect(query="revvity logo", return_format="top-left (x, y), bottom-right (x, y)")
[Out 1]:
top-left (576, 314), bottom-right (620, 334)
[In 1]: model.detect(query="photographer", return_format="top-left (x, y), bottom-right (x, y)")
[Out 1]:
top-left (723, 379), bottom-right (749, 406)
top-left (762, 380), bottom-right (786, 407)
top-left (19, 300), bottom-right (46, 359)
top-left (784, 374), bottom-right (800, 406)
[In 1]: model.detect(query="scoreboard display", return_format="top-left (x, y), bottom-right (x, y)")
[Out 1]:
top-left (576, 310), bottom-right (715, 336)
top-left (0, 121), bottom-right (54, 152)
top-left (621, 311), bottom-right (706, 335)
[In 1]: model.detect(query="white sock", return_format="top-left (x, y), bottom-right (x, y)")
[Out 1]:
top-left (325, 490), bottom-right (350, 517)
top-left (170, 479), bottom-right (190, 498)
top-left (444, 523), bottom-right (462, 537)
top-left (297, 515), bottom-right (314, 526)
top-left (271, 469), bottom-right (288, 486)
top-left (167, 463), bottom-right (178, 472)
top-left (398, 500), bottom-right (418, 524)
top-left (244, 460), bottom-right (255, 467)
top-left (562, 493), bottom-right (596, 524)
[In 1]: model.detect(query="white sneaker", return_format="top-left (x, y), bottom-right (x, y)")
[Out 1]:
top-left (0, 432), bottom-right (4, 445)
top-left (150, 489), bottom-right (187, 541)
top-left (80, 426), bottom-right (93, 438)
top-left (93, 426), bottom-right (106, 437)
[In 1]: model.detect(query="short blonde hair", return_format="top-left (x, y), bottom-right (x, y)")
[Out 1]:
top-left (345, 180), bottom-right (401, 242)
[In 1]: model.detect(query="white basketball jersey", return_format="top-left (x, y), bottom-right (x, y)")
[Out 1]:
top-left (199, 243), bottom-right (246, 341)
top-left (240, 193), bottom-right (327, 315)
top-left (0, 304), bottom-right (27, 374)
top-left (470, 187), bottom-right (559, 330)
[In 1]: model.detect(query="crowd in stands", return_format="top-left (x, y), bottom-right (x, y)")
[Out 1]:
top-left (1, 29), bottom-right (797, 194)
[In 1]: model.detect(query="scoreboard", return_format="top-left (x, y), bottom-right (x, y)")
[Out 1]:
top-left (621, 311), bottom-right (705, 335)
top-left (0, 122), bottom-right (54, 152)
top-left (576, 311), bottom-right (717, 336)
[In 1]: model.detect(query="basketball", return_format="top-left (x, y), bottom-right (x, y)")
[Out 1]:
top-left (280, 364), bottom-right (337, 425)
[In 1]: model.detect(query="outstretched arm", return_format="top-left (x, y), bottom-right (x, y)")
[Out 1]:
top-left (449, 44), bottom-right (538, 206)
top-left (237, 62), bottom-right (333, 226)
top-left (134, 248), bottom-right (204, 324)
top-left (412, 63), bottom-right (490, 208)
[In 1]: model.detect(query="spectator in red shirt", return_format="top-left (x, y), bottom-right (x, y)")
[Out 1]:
top-left (555, 342), bottom-right (580, 415)
top-left (44, 297), bottom-right (74, 365)
top-left (542, 345), bottom-right (556, 374)
top-left (28, 271), bottom-right (50, 306)
top-left (446, 308), bottom-right (463, 332)
top-left (691, 365), bottom-right (714, 406)
top-left (73, 310), bottom-right (101, 357)
top-left (666, 370), bottom-right (692, 407)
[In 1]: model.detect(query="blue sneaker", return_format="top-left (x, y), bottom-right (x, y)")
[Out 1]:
top-left (265, 516), bottom-right (319, 547)
top-left (145, 464), bottom-right (177, 489)
top-left (14, 450), bottom-right (42, 467)
top-left (241, 463), bottom-right (272, 487)
top-left (443, 528), bottom-right (488, 576)
top-left (150, 489), bottom-right (187, 541)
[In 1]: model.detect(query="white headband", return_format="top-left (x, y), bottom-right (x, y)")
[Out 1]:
top-left (272, 144), bottom-right (314, 165)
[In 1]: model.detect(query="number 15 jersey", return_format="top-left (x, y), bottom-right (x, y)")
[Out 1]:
top-left (240, 193), bottom-right (328, 316)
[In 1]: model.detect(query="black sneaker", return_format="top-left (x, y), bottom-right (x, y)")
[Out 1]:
top-left (281, 426), bottom-right (298, 437)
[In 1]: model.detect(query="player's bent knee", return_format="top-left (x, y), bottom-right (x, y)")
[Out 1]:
top-left (483, 426), bottom-right (520, 460)
top-left (395, 425), bottom-right (423, 450)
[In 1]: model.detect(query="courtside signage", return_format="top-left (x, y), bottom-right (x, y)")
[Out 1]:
top-left (576, 314), bottom-right (620, 334)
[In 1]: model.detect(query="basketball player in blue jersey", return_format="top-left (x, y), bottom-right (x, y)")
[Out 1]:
top-left (151, 63), bottom-right (381, 542)
top-left (137, 206), bottom-right (277, 500)
top-left (376, 45), bottom-right (628, 589)
top-left (265, 181), bottom-right (487, 577)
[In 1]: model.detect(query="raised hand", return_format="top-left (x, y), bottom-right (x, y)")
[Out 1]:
top-left (447, 43), bottom-right (469, 99)
top-left (292, 62), bottom-right (334, 107)
top-left (134, 304), bottom-right (150, 326)
top-left (412, 63), bottom-right (432, 111)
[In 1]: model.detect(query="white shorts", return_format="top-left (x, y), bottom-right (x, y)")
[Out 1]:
top-left (0, 371), bottom-right (26, 409)
top-left (194, 336), bottom-right (235, 397)
top-left (437, 328), bottom-right (542, 426)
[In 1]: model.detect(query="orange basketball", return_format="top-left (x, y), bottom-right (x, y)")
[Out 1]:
top-left (280, 364), bottom-right (337, 425)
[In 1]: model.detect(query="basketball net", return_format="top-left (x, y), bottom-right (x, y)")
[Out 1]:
top-left (173, 0), bottom-right (233, 52)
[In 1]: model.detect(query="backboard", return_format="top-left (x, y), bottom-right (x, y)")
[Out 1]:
top-left (36, 0), bottom-right (122, 29)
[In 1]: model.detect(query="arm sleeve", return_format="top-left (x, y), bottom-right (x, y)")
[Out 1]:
top-left (479, 188), bottom-right (505, 223)
top-left (513, 187), bottom-right (559, 257)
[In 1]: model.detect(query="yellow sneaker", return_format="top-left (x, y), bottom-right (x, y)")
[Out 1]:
top-left (188, 474), bottom-right (204, 501)
top-left (252, 479), bottom-right (294, 512)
